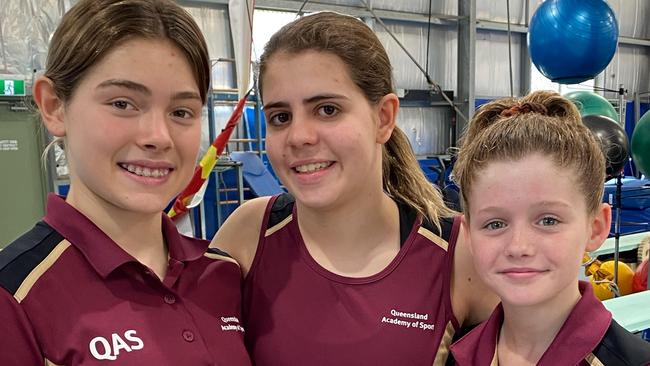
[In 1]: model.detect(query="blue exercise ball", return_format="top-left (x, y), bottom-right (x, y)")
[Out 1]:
top-left (528, 0), bottom-right (618, 84)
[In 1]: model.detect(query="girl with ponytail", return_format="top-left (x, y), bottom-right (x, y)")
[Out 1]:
top-left (211, 11), bottom-right (497, 365)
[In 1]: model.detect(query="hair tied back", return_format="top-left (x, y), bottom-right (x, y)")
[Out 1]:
top-left (500, 102), bottom-right (548, 118)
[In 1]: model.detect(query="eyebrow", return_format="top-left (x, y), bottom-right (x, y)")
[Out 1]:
top-left (476, 201), bottom-right (572, 215)
top-left (97, 79), bottom-right (151, 96)
top-left (96, 79), bottom-right (201, 101)
top-left (264, 93), bottom-right (349, 110)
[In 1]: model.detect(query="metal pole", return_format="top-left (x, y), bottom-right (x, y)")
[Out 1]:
top-left (613, 85), bottom-right (625, 294)
top-left (613, 174), bottom-right (622, 294)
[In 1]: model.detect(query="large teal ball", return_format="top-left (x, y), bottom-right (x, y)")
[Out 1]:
top-left (631, 112), bottom-right (650, 176)
top-left (564, 91), bottom-right (620, 123)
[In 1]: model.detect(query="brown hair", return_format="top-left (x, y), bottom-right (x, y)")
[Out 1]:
top-left (452, 91), bottom-right (606, 218)
top-left (45, 0), bottom-right (210, 104)
top-left (258, 11), bottom-right (455, 228)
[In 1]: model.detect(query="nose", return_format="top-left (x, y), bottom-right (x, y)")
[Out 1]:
top-left (137, 110), bottom-right (172, 152)
top-left (503, 225), bottom-right (535, 258)
top-left (286, 113), bottom-right (318, 148)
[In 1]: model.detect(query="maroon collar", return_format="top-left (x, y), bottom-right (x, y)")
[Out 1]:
top-left (451, 281), bottom-right (612, 365)
top-left (537, 281), bottom-right (612, 365)
top-left (43, 194), bottom-right (207, 278)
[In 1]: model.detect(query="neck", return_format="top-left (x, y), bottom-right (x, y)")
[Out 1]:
top-left (498, 281), bottom-right (581, 364)
top-left (66, 188), bottom-right (168, 279)
top-left (296, 189), bottom-right (400, 277)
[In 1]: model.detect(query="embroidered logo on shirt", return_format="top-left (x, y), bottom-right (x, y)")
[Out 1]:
top-left (89, 329), bottom-right (144, 361)
top-left (380, 309), bottom-right (435, 331)
top-left (220, 316), bottom-right (245, 332)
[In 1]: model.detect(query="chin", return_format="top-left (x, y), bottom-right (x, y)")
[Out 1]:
top-left (115, 194), bottom-right (172, 215)
top-left (293, 190), bottom-right (339, 210)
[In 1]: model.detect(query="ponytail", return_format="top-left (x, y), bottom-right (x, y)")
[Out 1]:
top-left (383, 127), bottom-right (456, 232)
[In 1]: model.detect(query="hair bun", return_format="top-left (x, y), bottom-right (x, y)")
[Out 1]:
top-left (500, 102), bottom-right (548, 117)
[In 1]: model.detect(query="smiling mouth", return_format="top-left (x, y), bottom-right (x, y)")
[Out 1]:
top-left (293, 161), bottom-right (333, 173)
top-left (118, 163), bottom-right (172, 178)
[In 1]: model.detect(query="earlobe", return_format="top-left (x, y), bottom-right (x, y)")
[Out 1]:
top-left (33, 76), bottom-right (66, 137)
top-left (376, 93), bottom-right (399, 144)
top-left (585, 203), bottom-right (612, 252)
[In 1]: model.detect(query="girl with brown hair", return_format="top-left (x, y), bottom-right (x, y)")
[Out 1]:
top-left (212, 11), bottom-right (496, 365)
top-left (450, 91), bottom-right (650, 365)
top-left (0, 1), bottom-right (250, 364)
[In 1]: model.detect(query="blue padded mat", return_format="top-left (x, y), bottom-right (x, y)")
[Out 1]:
top-left (230, 151), bottom-right (284, 197)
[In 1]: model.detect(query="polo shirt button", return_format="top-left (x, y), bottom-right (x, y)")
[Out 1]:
top-left (164, 294), bottom-right (176, 304)
top-left (182, 330), bottom-right (195, 342)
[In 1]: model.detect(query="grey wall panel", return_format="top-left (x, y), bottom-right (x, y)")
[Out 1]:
top-left (0, 0), bottom-right (73, 83)
top-left (475, 29), bottom-right (522, 97)
top-left (606, 0), bottom-right (650, 39)
top-left (373, 20), bottom-right (457, 91)
top-left (307, 0), bottom-right (458, 15)
top-left (0, 0), bottom-right (234, 89)
top-left (182, 4), bottom-right (236, 89)
top-left (601, 44), bottom-right (650, 96)
top-left (397, 107), bottom-right (452, 156)
top-left (477, 0), bottom-right (526, 25)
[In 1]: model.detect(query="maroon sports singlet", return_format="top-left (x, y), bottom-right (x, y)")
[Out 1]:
top-left (243, 193), bottom-right (460, 366)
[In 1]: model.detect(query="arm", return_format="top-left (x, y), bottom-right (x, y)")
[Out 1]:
top-left (0, 290), bottom-right (44, 365)
top-left (209, 197), bottom-right (271, 277)
top-left (451, 218), bottom-right (500, 327)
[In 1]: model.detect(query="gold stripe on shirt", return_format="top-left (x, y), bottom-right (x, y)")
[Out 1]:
top-left (204, 251), bottom-right (240, 266)
top-left (490, 349), bottom-right (499, 366)
top-left (585, 353), bottom-right (605, 366)
top-left (14, 240), bottom-right (71, 303)
top-left (45, 358), bottom-right (63, 366)
top-left (432, 321), bottom-right (456, 366)
top-left (265, 215), bottom-right (293, 237)
top-left (418, 227), bottom-right (449, 251)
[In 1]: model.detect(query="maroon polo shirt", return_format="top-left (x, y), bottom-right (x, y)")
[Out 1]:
top-left (450, 281), bottom-right (650, 365)
top-left (0, 194), bottom-right (251, 365)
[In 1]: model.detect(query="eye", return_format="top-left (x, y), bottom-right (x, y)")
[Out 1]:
top-left (484, 220), bottom-right (506, 230)
top-left (538, 216), bottom-right (559, 226)
top-left (317, 104), bottom-right (339, 117)
top-left (268, 112), bottom-right (291, 126)
top-left (171, 109), bottom-right (193, 119)
top-left (111, 99), bottom-right (135, 110)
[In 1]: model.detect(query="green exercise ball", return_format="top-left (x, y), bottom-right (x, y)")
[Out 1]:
top-left (564, 91), bottom-right (620, 123)
top-left (631, 111), bottom-right (650, 176)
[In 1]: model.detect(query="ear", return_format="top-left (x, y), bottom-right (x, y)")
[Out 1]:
top-left (33, 76), bottom-right (66, 137)
top-left (460, 214), bottom-right (474, 256)
top-left (584, 203), bottom-right (612, 252)
top-left (375, 93), bottom-right (399, 144)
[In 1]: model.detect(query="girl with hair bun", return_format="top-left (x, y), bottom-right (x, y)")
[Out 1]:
top-left (450, 91), bottom-right (650, 365)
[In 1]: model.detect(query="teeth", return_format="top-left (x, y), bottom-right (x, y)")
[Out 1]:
top-left (120, 163), bottom-right (170, 178)
top-left (295, 162), bottom-right (331, 173)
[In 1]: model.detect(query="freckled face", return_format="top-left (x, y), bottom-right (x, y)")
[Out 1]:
top-left (465, 154), bottom-right (600, 308)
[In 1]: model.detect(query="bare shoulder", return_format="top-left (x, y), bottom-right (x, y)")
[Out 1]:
top-left (209, 196), bottom-right (272, 277)
top-left (451, 217), bottom-right (500, 327)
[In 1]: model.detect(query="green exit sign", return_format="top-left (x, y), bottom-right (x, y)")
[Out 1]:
top-left (0, 80), bottom-right (25, 96)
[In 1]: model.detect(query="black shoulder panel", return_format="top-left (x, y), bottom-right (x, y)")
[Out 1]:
top-left (0, 221), bottom-right (64, 295)
top-left (397, 201), bottom-right (418, 246)
top-left (206, 247), bottom-right (233, 258)
top-left (268, 193), bottom-right (295, 229)
top-left (421, 215), bottom-right (454, 242)
top-left (591, 319), bottom-right (650, 366)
